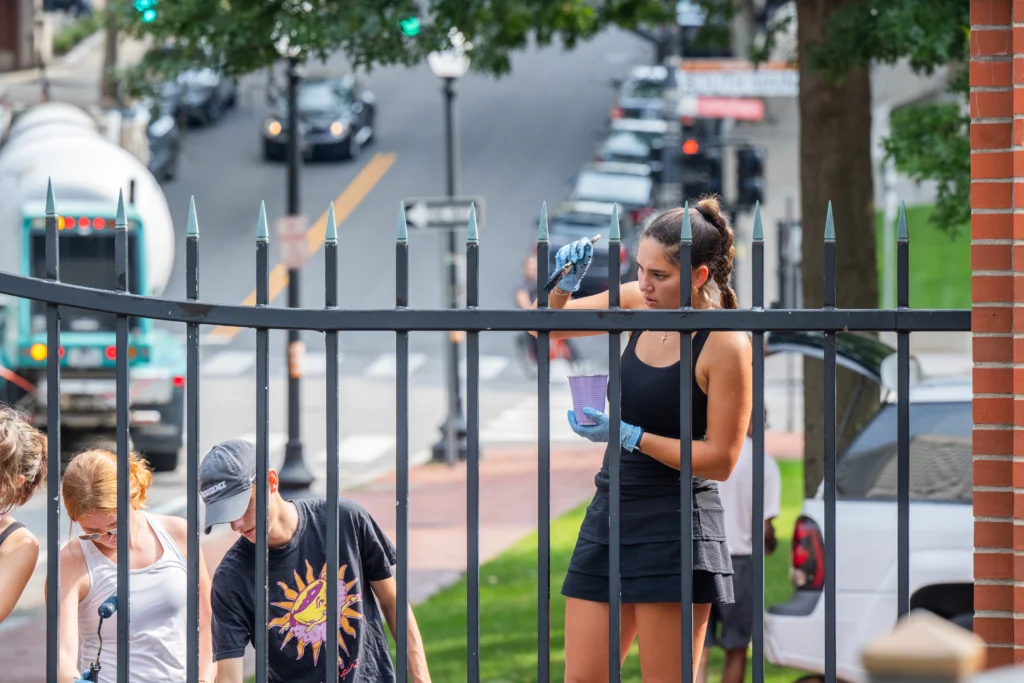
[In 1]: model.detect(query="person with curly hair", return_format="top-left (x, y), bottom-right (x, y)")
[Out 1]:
top-left (0, 404), bottom-right (47, 625)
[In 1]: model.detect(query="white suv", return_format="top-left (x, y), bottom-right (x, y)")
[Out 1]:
top-left (763, 332), bottom-right (973, 683)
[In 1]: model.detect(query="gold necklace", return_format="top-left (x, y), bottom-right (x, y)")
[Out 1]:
top-left (660, 332), bottom-right (678, 344)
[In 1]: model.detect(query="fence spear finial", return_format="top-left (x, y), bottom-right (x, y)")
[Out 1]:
top-left (256, 201), bottom-right (268, 242)
top-left (537, 201), bottom-right (549, 243)
top-left (45, 178), bottom-right (55, 216)
top-left (752, 201), bottom-right (763, 242)
top-left (187, 196), bottom-right (199, 237)
top-left (115, 190), bottom-right (126, 230)
top-left (824, 201), bottom-right (835, 242)
top-left (610, 203), bottom-right (620, 241)
top-left (326, 201), bottom-right (337, 244)
top-left (682, 201), bottom-right (692, 243)
top-left (467, 202), bottom-right (479, 243)
top-left (897, 201), bottom-right (908, 242)
top-left (397, 201), bottom-right (408, 244)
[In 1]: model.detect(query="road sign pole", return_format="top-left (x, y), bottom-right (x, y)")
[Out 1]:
top-left (432, 76), bottom-right (468, 465)
top-left (280, 56), bottom-right (314, 493)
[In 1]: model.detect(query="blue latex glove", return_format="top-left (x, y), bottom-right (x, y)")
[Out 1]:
top-left (567, 408), bottom-right (644, 452)
top-left (552, 237), bottom-right (594, 293)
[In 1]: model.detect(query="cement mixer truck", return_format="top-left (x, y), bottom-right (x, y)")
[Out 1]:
top-left (0, 103), bottom-right (185, 472)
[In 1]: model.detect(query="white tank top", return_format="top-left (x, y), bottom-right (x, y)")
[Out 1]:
top-left (77, 511), bottom-right (188, 682)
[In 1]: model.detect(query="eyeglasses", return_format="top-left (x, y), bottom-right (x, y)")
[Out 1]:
top-left (78, 527), bottom-right (117, 541)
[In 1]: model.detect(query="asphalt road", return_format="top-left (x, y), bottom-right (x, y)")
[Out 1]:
top-left (157, 29), bottom-right (654, 377)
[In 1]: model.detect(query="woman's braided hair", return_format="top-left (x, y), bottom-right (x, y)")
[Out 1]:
top-left (639, 196), bottom-right (737, 309)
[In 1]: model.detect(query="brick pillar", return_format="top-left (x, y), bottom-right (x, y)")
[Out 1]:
top-left (971, 0), bottom-right (1024, 668)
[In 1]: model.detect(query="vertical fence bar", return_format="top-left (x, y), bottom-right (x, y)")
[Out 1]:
top-left (536, 203), bottom-right (552, 683)
top-left (607, 205), bottom-right (622, 683)
top-left (750, 204), bottom-right (766, 683)
top-left (255, 202), bottom-right (270, 683)
top-left (324, 203), bottom-right (340, 683)
top-left (679, 205), bottom-right (694, 683)
top-left (185, 198), bottom-right (201, 683)
top-left (44, 179), bottom-right (62, 683)
top-left (896, 203), bottom-right (910, 618)
top-left (822, 203), bottom-right (838, 683)
top-left (466, 205), bottom-right (481, 683)
top-left (395, 204), bottom-right (410, 682)
top-left (114, 191), bottom-right (131, 683)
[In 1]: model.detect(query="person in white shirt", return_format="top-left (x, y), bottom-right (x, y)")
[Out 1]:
top-left (697, 409), bottom-right (782, 683)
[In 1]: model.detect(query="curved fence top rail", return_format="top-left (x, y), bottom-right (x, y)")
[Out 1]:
top-left (0, 271), bottom-right (969, 333)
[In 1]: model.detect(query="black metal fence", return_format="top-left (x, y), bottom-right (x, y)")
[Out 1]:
top-left (0, 184), bottom-right (971, 683)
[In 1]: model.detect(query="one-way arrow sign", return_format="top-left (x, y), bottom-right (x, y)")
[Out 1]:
top-left (403, 196), bottom-right (485, 230)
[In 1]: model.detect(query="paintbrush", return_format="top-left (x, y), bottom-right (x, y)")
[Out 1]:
top-left (543, 234), bottom-right (603, 293)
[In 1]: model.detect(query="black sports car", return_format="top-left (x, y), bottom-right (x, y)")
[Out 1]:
top-left (262, 72), bottom-right (376, 162)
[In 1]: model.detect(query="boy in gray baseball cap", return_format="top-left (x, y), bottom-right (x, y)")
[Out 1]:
top-left (198, 439), bottom-right (431, 683)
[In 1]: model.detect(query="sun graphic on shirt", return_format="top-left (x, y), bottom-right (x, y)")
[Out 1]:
top-left (268, 560), bottom-right (363, 666)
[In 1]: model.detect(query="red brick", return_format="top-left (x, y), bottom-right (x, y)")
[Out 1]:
top-left (974, 274), bottom-right (1014, 301)
top-left (1015, 490), bottom-right (1024, 517)
top-left (972, 90), bottom-right (1013, 117)
top-left (972, 122), bottom-right (1012, 149)
top-left (976, 616), bottom-right (1015, 644)
top-left (976, 366), bottom-right (1014, 393)
top-left (975, 335), bottom-right (1013, 362)
top-left (1013, 213), bottom-right (1024, 238)
top-left (976, 551), bottom-right (1014, 579)
top-left (1013, 336), bottom-right (1024, 359)
top-left (1014, 119), bottom-right (1024, 144)
top-left (979, 27), bottom-right (1013, 55)
top-left (975, 151), bottom-right (1014, 178)
top-left (1013, 428), bottom-right (1024, 455)
top-left (985, 645), bottom-right (1016, 668)
top-left (973, 0), bottom-right (1013, 24)
top-left (975, 583), bottom-right (1014, 611)
top-left (975, 430), bottom-right (1013, 457)
top-left (1011, 243), bottom-right (1024, 269)
top-left (1016, 552), bottom-right (1024, 582)
top-left (973, 182), bottom-right (1013, 208)
top-left (973, 60), bottom-right (1013, 86)
top-left (973, 212), bottom-right (1013, 239)
top-left (1013, 151), bottom-right (1024, 176)
top-left (1015, 522), bottom-right (1024, 550)
top-left (976, 520), bottom-right (1014, 548)
top-left (1013, 367), bottom-right (1024, 393)
top-left (975, 489), bottom-right (1015, 516)
top-left (1014, 460), bottom-right (1024, 486)
top-left (974, 243), bottom-right (1012, 270)
top-left (973, 306), bottom-right (1013, 333)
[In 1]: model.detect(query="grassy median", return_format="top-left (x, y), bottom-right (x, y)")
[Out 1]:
top-left (395, 459), bottom-right (808, 683)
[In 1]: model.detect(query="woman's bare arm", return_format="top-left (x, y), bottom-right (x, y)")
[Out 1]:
top-left (47, 544), bottom-right (86, 682)
top-left (635, 332), bottom-right (753, 481)
top-left (530, 282), bottom-right (646, 339)
top-left (0, 527), bottom-right (39, 624)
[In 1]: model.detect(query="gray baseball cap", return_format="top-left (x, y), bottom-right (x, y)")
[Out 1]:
top-left (199, 439), bottom-right (257, 534)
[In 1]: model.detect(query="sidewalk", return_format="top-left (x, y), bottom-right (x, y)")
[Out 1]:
top-left (0, 431), bottom-right (802, 681)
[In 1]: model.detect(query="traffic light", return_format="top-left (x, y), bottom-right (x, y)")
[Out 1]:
top-left (736, 145), bottom-right (766, 210)
top-left (399, 16), bottom-right (421, 37)
top-left (134, 0), bottom-right (158, 23)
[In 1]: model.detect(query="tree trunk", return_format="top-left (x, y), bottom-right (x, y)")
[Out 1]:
top-left (796, 0), bottom-right (880, 498)
top-left (101, 8), bottom-right (119, 107)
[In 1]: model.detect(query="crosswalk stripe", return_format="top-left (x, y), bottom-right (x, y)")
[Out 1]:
top-left (366, 353), bottom-right (428, 378)
top-left (479, 390), bottom-right (584, 444)
top-left (311, 434), bottom-right (397, 466)
top-left (201, 350), bottom-right (256, 377)
top-left (459, 356), bottom-right (511, 381)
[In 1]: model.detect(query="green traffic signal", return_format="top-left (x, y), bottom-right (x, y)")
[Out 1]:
top-left (134, 0), bottom-right (157, 22)
top-left (399, 17), bottom-right (421, 37)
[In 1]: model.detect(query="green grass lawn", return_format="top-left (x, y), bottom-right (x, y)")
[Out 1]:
top-left (875, 204), bottom-right (969, 310)
top-left (393, 459), bottom-right (807, 683)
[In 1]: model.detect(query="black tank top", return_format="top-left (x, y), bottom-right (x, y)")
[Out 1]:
top-left (594, 330), bottom-right (716, 500)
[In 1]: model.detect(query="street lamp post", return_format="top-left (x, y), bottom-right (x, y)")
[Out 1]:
top-left (428, 36), bottom-right (471, 466)
top-left (276, 44), bottom-right (314, 492)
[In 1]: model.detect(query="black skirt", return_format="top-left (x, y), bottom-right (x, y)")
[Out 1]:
top-left (561, 490), bottom-right (734, 605)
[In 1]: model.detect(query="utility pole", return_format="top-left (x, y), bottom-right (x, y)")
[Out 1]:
top-left (101, 8), bottom-right (119, 107)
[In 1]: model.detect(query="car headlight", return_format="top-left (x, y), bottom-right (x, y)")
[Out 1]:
top-left (265, 119), bottom-right (282, 137)
top-left (329, 121), bottom-right (345, 137)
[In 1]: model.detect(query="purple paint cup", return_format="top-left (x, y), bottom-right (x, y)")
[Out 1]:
top-left (568, 374), bottom-right (608, 427)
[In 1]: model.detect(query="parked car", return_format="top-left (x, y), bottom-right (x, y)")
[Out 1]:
top-left (262, 71), bottom-right (376, 162)
top-left (609, 64), bottom-right (675, 121)
top-left (762, 330), bottom-right (972, 683)
top-left (153, 42), bottom-right (237, 126)
top-left (540, 201), bottom-right (638, 297)
top-left (570, 161), bottom-right (656, 227)
top-left (595, 131), bottom-right (664, 183)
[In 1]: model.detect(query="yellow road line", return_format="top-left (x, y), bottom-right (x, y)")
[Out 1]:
top-left (208, 152), bottom-right (398, 341)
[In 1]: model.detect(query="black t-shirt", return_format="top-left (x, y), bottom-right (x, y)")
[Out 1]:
top-left (211, 498), bottom-right (397, 682)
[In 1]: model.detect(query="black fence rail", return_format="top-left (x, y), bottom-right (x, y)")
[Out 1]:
top-left (0, 182), bottom-right (971, 683)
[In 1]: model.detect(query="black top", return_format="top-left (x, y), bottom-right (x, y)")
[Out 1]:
top-left (0, 521), bottom-right (26, 548)
top-left (211, 498), bottom-right (397, 682)
top-left (594, 329), bottom-right (713, 499)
